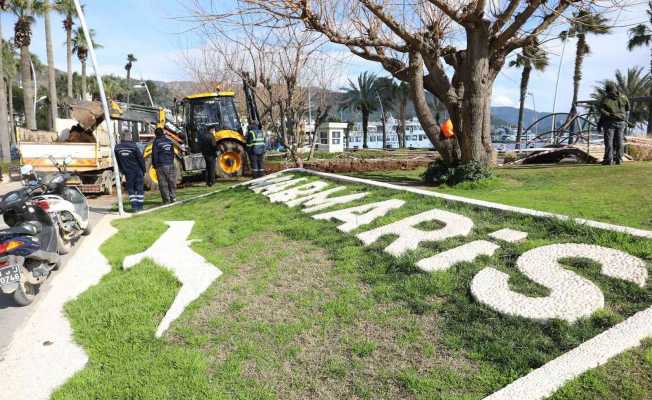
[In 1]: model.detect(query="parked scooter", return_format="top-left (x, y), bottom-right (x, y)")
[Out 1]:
top-left (0, 182), bottom-right (61, 305)
top-left (27, 156), bottom-right (90, 254)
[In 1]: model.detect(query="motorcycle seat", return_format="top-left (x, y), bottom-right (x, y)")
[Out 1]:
top-left (6, 221), bottom-right (42, 236)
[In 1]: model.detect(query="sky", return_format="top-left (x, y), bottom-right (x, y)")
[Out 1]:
top-left (1, 0), bottom-right (649, 113)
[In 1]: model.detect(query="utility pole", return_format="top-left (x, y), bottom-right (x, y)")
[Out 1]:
top-left (551, 37), bottom-right (567, 141)
top-left (74, 0), bottom-right (124, 215)
top-left (376, 93), bottom-right (386, 149)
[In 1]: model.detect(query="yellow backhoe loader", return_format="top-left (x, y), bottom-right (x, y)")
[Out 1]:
top-left (72, 82), bottom-right (258, 190)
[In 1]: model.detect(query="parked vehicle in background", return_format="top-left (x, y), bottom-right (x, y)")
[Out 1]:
top-left (16, 104), bottom-right (116, 195)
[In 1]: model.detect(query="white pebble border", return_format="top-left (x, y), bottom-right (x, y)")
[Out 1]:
top-left (416, 240), bottom-right (500, 272)
top-left (283, 169), bottom-right (652, 239)
top-left (484, 306), bottom-right (652, 400)
top-left (241, 171), bottom-right (652, 400)
top-left (489, 228), bottom-right (528, 243)
top-left (312, 199), bottom-right (406, 233)
top-left (357, 209), bottom-right (474, 257)
top-left (123, 221), bottom-right (222, 337)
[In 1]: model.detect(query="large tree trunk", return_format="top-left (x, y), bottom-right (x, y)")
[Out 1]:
top-left (20, 48), bottom-right (36, 130)
top-left (648, 46), bottom-right (652, 135)
top-left (516, 65), bottom-right (531, 150)
top-left (44, 0), bottom-right (58, 130)
top-left (0, 16), bottom-right (10, 162)
top-left (456, 26), bottom-right (494, 165)
top-left (126, 69), bottom-right (131, 104)
top-left (362, 109), bottom-right (369, 148)
top-left (66, 20), bottom-right (73, 98)
top-left (81, 60), bottom-right (87, 100)
top-left (8, 81), bottom-right (15, 144)
top-left (19, 0), bottom-right (36, 130)
top-left (407, 52), bottom-right (459, 164)
top-left (568, 35), bottom-right (585, 143)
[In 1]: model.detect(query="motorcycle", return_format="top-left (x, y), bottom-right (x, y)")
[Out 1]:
top-left (0, 182), bottom-right (61, 305)
top-left (26, 156), bottom-right (91, 254)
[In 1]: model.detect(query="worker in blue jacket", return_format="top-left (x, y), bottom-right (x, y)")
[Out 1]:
top-left (152, 128), bottom-right (177, 204)
top-left (114, 132), bottom-right (146, 212)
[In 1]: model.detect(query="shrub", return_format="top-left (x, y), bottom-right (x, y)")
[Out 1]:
top-left (503, 152), bottom-right (517, 164)
top-left (422, 160), bottom-right (493, 186)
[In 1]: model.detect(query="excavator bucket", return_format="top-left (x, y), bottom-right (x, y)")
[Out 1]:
top-left (70, 101), bottom-right (105, 131)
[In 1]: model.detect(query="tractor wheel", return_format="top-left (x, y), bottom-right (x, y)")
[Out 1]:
top-left (216, 141), bottom-right (247, 178)
top-left (144, 158), bottom-right (183, 191)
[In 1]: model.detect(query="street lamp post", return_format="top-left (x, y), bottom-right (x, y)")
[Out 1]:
top-left (376, 93), bottom-right (386, 149)
top-left (133, 82), bottom-right (154, 107)
top-left (527, 92), bottom-right (538, 147)
top-left (73, 0), bottom-right (125, 215)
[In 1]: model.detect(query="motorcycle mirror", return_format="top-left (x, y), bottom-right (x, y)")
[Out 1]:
top-left (20, 164), bottom-right (34, 176)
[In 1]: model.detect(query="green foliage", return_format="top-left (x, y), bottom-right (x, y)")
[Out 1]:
top-left (354, 162), bottom-right (652, 229)
top-left (591, 67), bottom-right (651, 127)
top-left (422, 159), bottom-right (493, 186)
top-left (627, 2), bottom-right (652, 51)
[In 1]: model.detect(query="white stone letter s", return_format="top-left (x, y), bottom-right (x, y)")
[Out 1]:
top-left (471, 244), bottom-right (648, 323)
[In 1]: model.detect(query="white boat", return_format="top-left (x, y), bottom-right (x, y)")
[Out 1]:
top-left (347, 117), bottom-right (433, 149)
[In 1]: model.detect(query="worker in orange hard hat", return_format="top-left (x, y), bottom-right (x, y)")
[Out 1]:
top-left (441, 118), bottom-right (454, 139)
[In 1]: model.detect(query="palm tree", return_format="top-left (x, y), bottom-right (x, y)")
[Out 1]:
top-left (376, 77), bottom-right (410, 148)
top-left (509, 43), bottom-right (549, 149)
top-left (3, 40), bottom-right (18, 139)
top-left (564, 9), bottom-right (611, 120)
top-left (591, 68), bottom-right (651, 129)
top-left (0, 5), bottom-right (11, 161)
top-left (10, 0), bottom-right (41, 130)
top-left (125, 53), bottom-right (136, 103)
top-left (55, 0), bottom-right (77, 99)
top-left (627, 1), bottom-right (652, 133)
top-left (43, 0), bottom-right (57, 129)
top-left (72, 26), bottom-right (100, 100)
top-left (340, 72), bottom-right (378, 148)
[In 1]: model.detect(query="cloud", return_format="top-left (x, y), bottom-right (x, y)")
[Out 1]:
top-left (492, 95), bottom-right (516, 107)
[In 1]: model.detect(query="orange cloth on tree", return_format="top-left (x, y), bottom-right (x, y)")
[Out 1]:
top-left (441, 119), bottom-right (454, 138)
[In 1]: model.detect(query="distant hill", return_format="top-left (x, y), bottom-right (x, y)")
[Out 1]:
top-left (491, 106), bottom-right (550, 127)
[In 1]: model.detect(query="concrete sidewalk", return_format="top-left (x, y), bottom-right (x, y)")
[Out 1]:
top-left (0, 214), bottom-right (117, 400)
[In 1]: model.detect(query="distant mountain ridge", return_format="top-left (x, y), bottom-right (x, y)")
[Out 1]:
top-left (490, 106), bottom-right (550, 127)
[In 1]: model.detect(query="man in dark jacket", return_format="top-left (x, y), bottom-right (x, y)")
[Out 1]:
top-left (599, 82), bottom-right (630, 165)
top-left (115, 132), bottom-right (146, 212)
top-left (152, 128), bottom-right (177, 204)
top-left (246, 124), bottom-right (266, 178)
top-left (199, 125), bottom-right (217, 186)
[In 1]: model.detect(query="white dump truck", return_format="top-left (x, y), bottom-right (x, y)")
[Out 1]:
top-left (16, 102), bottom-right (116, 194)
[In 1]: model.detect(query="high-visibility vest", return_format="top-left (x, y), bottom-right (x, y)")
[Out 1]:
top-left (247, 130), bottom-right (265, 148)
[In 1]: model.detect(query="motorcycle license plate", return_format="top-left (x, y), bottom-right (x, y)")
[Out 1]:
top-left (0, 264), bottom-right (20, 286)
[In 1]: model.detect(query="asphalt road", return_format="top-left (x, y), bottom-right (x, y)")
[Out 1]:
top-left (0, 180), bottom-right (114, 353)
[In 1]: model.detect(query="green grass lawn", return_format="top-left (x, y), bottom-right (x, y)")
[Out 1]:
top-left (54, 172), bottom-right (652, 399)
top-left (351, 162), bottom-right (652, 230)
